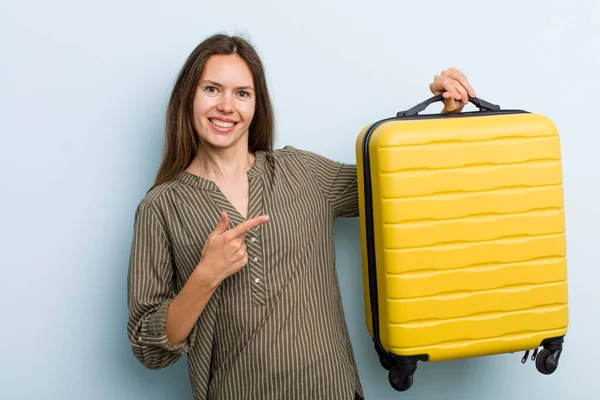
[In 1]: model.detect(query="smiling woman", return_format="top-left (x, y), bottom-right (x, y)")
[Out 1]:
top-left (192, 55), bottom-right (256, 148)
top-left (151, 34), bottom-right (275, 191)
top-left (126, 33), bottom-right (475, 400)
top-left (185, 53), bottom-right (261, 218)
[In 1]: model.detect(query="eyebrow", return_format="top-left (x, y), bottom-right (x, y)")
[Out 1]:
top-left (199, 80), bottom-right (255, 91)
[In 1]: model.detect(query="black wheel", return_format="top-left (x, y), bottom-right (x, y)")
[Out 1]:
top-left (388, 367), bottom-right (414, 392)
top-left (373, 341), bottom-right (396, 371)
top-left (535, 349), bottom-right (559, 375)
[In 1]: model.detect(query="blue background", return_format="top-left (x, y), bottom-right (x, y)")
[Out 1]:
top-left (1, 1), bottom-right (598, 398)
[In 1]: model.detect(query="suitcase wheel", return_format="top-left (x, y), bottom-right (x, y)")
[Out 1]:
top-left (388, 368), bottom-right (414, 392)
top-left (373, 339), bottom-right (397, 371)
top-left (535, 349), bottom-right (561, 375)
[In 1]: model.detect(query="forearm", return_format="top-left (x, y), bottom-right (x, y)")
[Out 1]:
top-left (165, 265), bottom-right (219, 345)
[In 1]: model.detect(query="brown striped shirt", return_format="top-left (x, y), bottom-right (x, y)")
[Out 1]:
top-left (127, 146), bottom-right (364, 399)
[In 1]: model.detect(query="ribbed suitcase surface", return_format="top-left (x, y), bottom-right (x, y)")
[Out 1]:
top-left (356, 97), bottom-right (568, 391)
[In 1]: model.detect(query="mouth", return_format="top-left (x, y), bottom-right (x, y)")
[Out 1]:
top-left (209, 118), bottom-right (238, 131)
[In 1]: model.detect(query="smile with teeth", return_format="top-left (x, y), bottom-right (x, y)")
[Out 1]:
top-left (210, 118), bottom-right (237, 128)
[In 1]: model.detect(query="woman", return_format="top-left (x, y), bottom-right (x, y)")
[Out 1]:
top-left (127, 33), bottom-right (476, 400)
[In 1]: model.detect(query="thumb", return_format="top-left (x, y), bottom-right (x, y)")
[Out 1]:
top-left (213, 211), bottom-right (229, 234)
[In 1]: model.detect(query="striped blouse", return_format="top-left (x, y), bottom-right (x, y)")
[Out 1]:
top-left (127, 146), bottom-right (364, 399)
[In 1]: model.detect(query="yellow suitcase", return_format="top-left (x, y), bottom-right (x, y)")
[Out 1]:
top-left (356, 95), bottom-right (569, 391)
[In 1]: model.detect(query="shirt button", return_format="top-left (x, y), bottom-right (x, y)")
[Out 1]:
top-left (254, 278), bottom-right (261, 283)
top-left (252, 256), bottom-right (258, 262)
top-left (250, 237), bottom-right (257, 243)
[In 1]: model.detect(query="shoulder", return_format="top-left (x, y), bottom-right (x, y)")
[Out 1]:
top-left (133, 178), bottom-right (181, 219)
top-left (270, 145), bottom-right (305, 160)
top-left (263, 145), bottom-right (304, 170)
top-left (143, 179), bottom-right (180, 204)
top-left (269, 145), bottom-right (332, 167)
top-left (270, 145), bottom-right (353, 172)
top-left (265, 146), bottom-right (327, 178)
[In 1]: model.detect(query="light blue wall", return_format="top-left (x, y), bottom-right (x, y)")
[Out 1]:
top-left (1, 0), bottom-right (598, 399)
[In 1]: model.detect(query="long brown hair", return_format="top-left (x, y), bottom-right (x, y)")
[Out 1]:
top-left (151, 33), bottom-right (275, 189)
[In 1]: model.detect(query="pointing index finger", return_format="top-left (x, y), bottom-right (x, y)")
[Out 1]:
top-left (230, 215), bottom-right (270, 237)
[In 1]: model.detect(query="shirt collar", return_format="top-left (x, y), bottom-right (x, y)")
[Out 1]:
top-left (175, 150), bottom-right (267, 190)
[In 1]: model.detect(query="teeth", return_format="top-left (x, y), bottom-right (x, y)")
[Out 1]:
top-left (211, 119), bottom-right (235, 128)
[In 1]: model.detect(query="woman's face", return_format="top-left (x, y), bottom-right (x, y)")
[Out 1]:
top-left (192, 54), bottom-right (256, 151)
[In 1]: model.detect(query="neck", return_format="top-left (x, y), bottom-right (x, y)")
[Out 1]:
top-left (188, 142), bottom-right (254, 182)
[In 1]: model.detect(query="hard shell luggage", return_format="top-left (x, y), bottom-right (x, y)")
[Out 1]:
top-left (355, 95), bottom-right (569, 391)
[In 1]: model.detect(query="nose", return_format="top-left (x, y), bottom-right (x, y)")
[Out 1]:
top-left (217, 92), bottom-right (234, 113)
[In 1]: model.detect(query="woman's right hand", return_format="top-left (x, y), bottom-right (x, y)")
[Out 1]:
top-left (195, 211), bottom-right (270, 288)
top-left (429, 67), bottom-right (477, 113)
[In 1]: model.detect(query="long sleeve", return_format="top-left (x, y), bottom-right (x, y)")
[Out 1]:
top-left (292, 147), bottom-right (359, 218)
top-left (126, 200), bottom-right (198, 370)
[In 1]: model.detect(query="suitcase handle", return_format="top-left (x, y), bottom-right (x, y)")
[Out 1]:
top-left (397, 94), bottom-right (501, 117)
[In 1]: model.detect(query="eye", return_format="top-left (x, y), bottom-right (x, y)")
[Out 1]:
top-left (204, 86), bottom-right (219, 95)
top-left (237, 90), bottom-right (252, 99)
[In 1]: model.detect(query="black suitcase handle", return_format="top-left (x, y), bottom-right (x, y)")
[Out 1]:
top-left (397, 94), bottom-right (501, 117)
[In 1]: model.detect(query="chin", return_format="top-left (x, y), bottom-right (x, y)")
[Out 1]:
top-left (201, 134), bottom-right (242, 150)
